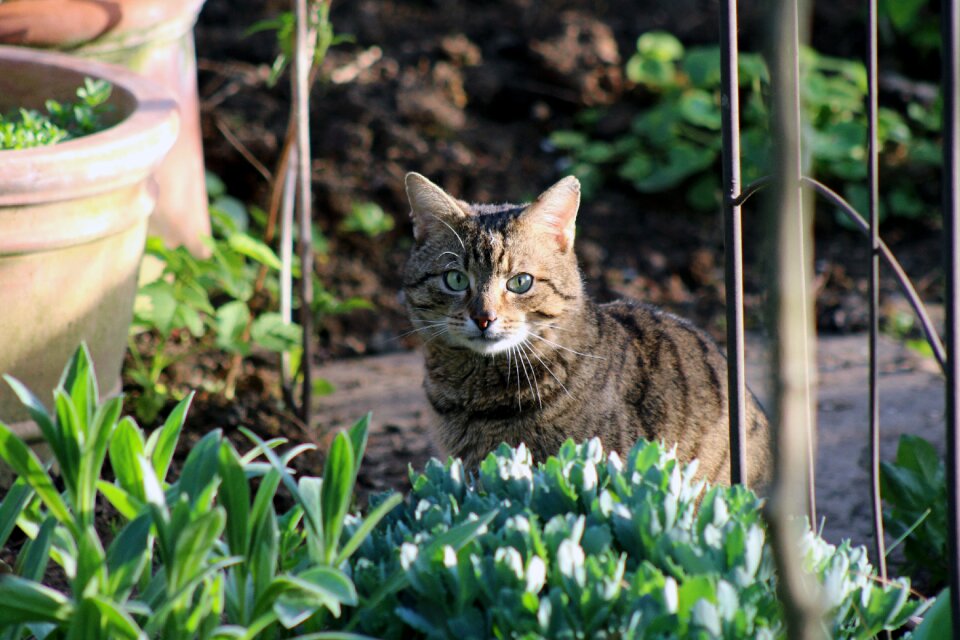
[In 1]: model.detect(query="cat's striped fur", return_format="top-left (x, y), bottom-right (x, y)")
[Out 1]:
top-left (402, 173), bottom-right (771, 486)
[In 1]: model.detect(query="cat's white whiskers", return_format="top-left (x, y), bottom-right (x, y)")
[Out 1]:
top-left (528, 332), bottom-right (606, 360)
top-left (525, 339), bottom-right (572, 399)
top-left (506, 348), bottom-right (512, 386)
top-left (395, 322), bottom-right (447, 340)
top-left (439, 251), bottom-right (461, 262)
top-left (420, 326), bottom-right (450, 346)
top-left (516, 345), bottom-right (537, 409)
top-left (512, 345), bottom-right (522, 411)
top-left (429, 214), bottom-right (465, 249)
top-left (519, 343), bottom-right (542, 409)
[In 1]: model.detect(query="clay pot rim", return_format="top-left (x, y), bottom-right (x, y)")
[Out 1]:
top-left (0, 45), bottom-right (180, 206)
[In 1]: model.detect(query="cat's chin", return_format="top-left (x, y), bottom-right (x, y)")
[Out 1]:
top-left (454, 331), bottom-right (527, 356)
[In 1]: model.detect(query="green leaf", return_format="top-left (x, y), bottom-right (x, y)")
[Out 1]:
top-left (218, 442), bottom-right (251, 558)
top-left (147, 392), bottom-right (193, 485)
top-left (169, 508), bottom-right (226, 590)
top-left (0, 422), bottom-right (75, 536)
top-left (174, 429), bottom-right (222, 505)
top-left (912, 589), bottom-right (950, 640)
top-left (110, 417), bottom-right (147, 503)
top-left (17, 516), bottom-right (55, 582)
top-left (215, 301), bottom-right (252, 355)
top-left (250, 313), bottom-right (302, 353)
top-left (636, 31), bottom-right (684, 62)
top-left (134, 280), bottom-right (179, 337)
top-left (681, 47), bottom-right (721, 87)
top-left (227, 233), bottom-right (281, 269)
top-left (106, 513), bottom-right (152, 600)
top-left (548, 130), bottom-right (588, 150)
top-left (0, 575), bottom-right (73, 625)
top-left (679, 90), bottom-right (721, 130)
top-left (321, 433), bottom-right (355, 563)
top-left (97, 482), bottom-right (145, 521)
top-left (89, 595), bottom-right (143, 640)
top-left (335, 492), bottom-right (403, 565)
top-left (0, 477), bottom-right (33, 548)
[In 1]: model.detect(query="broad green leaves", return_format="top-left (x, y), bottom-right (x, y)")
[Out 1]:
top-left (344, 439), bottom-right (927, 639)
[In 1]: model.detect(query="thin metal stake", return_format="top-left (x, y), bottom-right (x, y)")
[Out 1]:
top-left (941, 0), bottom-right (960, 635)
top-left (720, 0), bottom-right (749, 486)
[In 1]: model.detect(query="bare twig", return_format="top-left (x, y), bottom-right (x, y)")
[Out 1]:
top-left (764, 0), bottom-right (826, 638)
top-left (292, 0), bottom-right (318, 424)
top-left (214, 117), bottom-right (273, 182)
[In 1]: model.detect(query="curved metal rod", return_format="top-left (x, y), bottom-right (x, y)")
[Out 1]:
top-left (730, 176), bottom-right (772, 207)
top-left (800, 177), bottom-right (947, 372)
top-left (730, 174), bottom-right (947, 373)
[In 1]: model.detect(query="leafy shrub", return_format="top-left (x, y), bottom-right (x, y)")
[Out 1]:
top-left (0, 344), bottom-right (400, 639)
top-left (129, 173), bottom-right (370, 422)
top-left (881, 434), bottom-right (947, 590)
top-left (552, 30), bottom-right (941, 223)
top-left (341, 439), bottom-right (927, 638)
top-left (0, 78), bottom-right (112, 150)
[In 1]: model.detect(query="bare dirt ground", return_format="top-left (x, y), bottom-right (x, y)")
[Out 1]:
top-left (314, 333), bottom-right (946, 557)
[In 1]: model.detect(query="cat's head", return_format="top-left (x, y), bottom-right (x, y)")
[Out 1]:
top-left (402, 173), bottom-right (584, 356)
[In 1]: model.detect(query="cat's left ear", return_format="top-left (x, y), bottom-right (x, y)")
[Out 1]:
top-left (523, 176), bottom-right (580, 252)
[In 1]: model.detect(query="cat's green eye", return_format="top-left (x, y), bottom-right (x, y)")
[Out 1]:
top-left (506, 273), bottom-right (534, 294)
top-left (443, 269), bottom-right (469, 292)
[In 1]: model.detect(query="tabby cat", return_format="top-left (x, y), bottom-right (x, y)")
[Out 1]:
top-left (401, 172), bottom-right (771, 486)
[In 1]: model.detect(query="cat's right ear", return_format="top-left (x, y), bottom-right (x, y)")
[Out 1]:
top-left (405, 172), bottom-right (467, 242)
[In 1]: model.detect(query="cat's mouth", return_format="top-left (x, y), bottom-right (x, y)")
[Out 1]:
top-left (459, 327), bottom-right (528, 355)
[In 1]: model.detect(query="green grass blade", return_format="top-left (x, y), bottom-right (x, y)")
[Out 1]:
top-left (335, 492), bottom-right (402, 566)
top-left (0, 477), bottom-right (33, 548)
top-left (0, 423), bottom-right (75, 537)
top-left (16, 516), bottom-right (55, 582)
top-left (217, 442), bottom-right (250, 559)
top-left (106, 513), bottom-right (152, 600)
top-left (97, 481), bottom-right (145, 521)
top-left (0, 575), bottom-right (73, 625)
top-left (146, 392), bottom-right (193, 484)
top-left (240, 428), bottom-right (318, 537)
top-left (174, 429), bottom-right (222, 505)
top-left (320, 432), bottom-right (355, 564)
top-left (2, 376), bottom-right (65, 472)
top-left (110, 417), bottom-right (148, 503)
top-left (170, 508), bottom-right (226, 591)
top-left (89, 596), bottom-right (144, 640)
top-left (57, 343), bottom-right (97, 427)
top-left (346, 414), bottom-right (370, 484)
top-left (78, 396), bottom-right (122, 529)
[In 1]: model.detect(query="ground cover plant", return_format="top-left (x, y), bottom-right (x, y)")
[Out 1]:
top-left (551, 29), bottom-right (941, 224)
top-left (0, 78), bottom-right (112, 150)
top-left (341, 440), bottom-right (929, 638)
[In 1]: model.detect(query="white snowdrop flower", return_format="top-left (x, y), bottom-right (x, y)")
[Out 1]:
top-left (525, 556), bottom-right (547, 593)
top-left (442, 545), bottom-right (457, 568)
top-left (400, 542), bottom-right (419, 570)
top-left (495, 547), bottom-right (524, 580)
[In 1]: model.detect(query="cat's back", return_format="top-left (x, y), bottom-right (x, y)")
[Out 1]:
top-left (596, 298), bottom-right (771, 486)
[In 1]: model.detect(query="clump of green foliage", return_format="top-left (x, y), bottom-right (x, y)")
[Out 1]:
top-left (881, 434), bottom-right (947, 589)
top-left (128, 173), bottom-right (371, 423)
top-left (552, 30), bottom-right (940, 223)
top-left (0, 344), bottom-right (402, 639)
top-left (0, 78), bottom-right (112, 150)
top-left (342, 438), bottom-right (927, 638)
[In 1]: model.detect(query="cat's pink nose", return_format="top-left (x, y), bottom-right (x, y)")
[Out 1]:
top-left (472, 313), bottom-right (497, 331)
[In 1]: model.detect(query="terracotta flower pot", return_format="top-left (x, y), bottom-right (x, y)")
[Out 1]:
top-left (0, 0), bottom-right (210, 255)
top-left (0, 46), bottom-right (178, 453)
